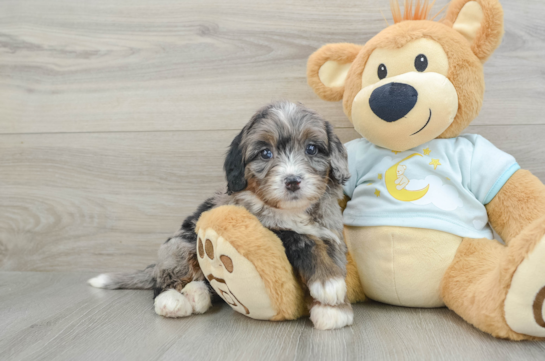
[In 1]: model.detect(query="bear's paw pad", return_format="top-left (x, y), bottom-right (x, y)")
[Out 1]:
top-left (196, 227), bottom-right (277, 320)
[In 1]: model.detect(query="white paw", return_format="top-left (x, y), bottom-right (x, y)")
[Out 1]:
top-left (309, 277), bottom-right (347, 306)
top-left (87, 274), bottom-right (110, 288)
top-left (310, 303), bottom-right (353, 330)
top-left (182, 281), bottom-right (212, 314)
top-left (154, 289), bottom-right (192, 318)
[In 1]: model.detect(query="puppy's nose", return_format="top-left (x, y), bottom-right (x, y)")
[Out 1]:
top-left (285, 176), bottom-right (302, 192)
top-left (369, 82), bottom-right (418, 122)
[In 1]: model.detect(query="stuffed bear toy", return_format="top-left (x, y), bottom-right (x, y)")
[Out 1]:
top-left (195, 0), bottom-right (545, 340)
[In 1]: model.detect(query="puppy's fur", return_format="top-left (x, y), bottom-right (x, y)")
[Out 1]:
top-left (89, 101), bottom-right (352, 329)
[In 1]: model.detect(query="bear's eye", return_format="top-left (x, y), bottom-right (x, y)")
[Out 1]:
top-left (415, 54), bottom-right (428, 72)
top-left (377, 64), bottom-right (387, 80)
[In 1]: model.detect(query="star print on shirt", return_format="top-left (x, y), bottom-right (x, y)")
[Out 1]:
top-left (429, 159), bottom-right (441, 170)
top-left (423, 147), bottom-right (431, 155)
top-left (378, 173), bottom-right (383, 180)
top-left (392, 150), bottom-right (401, 155)
top-left (374, 189), bottom-right (381, 197)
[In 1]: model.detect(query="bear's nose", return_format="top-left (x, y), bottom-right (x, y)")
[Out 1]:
top-left (369, 82), bottom-right (418, 122)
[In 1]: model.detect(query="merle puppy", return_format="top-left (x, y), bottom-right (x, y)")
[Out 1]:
top-left (89, 101), bottom-right (353, 329)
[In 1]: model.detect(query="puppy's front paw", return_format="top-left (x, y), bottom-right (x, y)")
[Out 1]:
top-left (154, 289), bottom-right (192, 318)
top-left (182, 281), bottom-right (212, 314)
top-left (309, 277), bottom-right (347, 306)
top-left (310, 303), bottom-right (353, 330)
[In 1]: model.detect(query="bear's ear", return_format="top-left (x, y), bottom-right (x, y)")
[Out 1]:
top-left (307, 43), bottom-right (362, 102)
top-left (444, 0), bottom-right (504, 62)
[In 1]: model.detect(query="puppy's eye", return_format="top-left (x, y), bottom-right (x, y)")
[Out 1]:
top-left (415, 54), bottom-right (428, 72)
top-left (305, 144), bottom-right (318, 156)
top-left (377, 64), bottom-right (387, 80)
top-left (260, 149), bottom-right (273, 160)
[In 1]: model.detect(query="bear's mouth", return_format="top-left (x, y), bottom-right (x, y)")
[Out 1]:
top-left (410, 109), bottom-right (432, 136)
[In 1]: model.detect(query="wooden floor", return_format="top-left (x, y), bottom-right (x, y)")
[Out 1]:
top-left (1, 0), bottom-right (545, 359)
top-left (1, 272), bottom-right (544, 361)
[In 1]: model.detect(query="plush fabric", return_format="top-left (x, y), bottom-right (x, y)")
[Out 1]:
top-left (441, 218), bottom-right (545, 340)
top-left (486, 170), bottom-right (545, 242)
top-left (197, 226), bottom-right (279, 320)
top-left (319, 61), bottom-right (353, 88)
top-left (452, 1), bottom-right (484, 44)
top-left (345, 251), bottom-right (366, 303)
top-left (307, 0), bottom-right (505, 140)
top-left (303, 0), bottom-right (545, 340)
top-left (389, 0), bottom-right (436, 23)
top-left (443, 0), bottom-right (504, 62)
top-left (194, 0), bottom-right (545, 339)
top-left (307, 43), bottom-right (362, 102)
top-left (504, 232), bottom-right (545, 338)
top-left (352, 70), bottom-right (459, 150)
top-left (342, 135), bottom-right (520, 239)
top-left (307, 20), bottom-right (486, 141)
top-left (345, 226), bottom-right (462, 307)
top-left (196, 206), bottom-right (307, 320)
top-left (197, 205), bottom-right (366, 317)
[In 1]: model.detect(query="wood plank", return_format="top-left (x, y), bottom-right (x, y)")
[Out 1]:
top-left (0, 130), bottom-right (230, 272)
top-left (0, 125), bottom-right (543, 272)
top-left (0, 272), bottom-right (544, 361)
top-left (1, 0), bottom-right (544, 135)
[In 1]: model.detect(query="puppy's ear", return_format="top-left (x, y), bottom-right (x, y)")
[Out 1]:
top-left (325, 121), bottom-right (350, 185)
top-left (224, 130), bottom-right (247, 194)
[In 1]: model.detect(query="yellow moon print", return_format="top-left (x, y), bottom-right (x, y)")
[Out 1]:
top-left (385, 153), bottom-right (429, 202)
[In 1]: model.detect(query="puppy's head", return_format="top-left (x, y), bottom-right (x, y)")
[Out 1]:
top-left (224, 101), bottom-right (349, 210)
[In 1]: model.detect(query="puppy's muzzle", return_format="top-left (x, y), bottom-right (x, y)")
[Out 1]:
top-left (285, 176), bottom-right (302, 192)
top-left (369, 82), bottom-right (418, 122)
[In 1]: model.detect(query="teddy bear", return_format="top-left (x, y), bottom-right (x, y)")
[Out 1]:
top-left (195, 0), bottom-right (545, 340)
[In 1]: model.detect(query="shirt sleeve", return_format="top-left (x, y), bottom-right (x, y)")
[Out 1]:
top-left (343, 140), bottom-right (361, 199)
top-left (468, 135), bottom-right (520, 204)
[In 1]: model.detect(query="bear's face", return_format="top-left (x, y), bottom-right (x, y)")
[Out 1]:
top-left (397, 164), bottom-right (406, 177)
top-left (307, 0), bottom-right (504, 151)
top-left (344, 21), bottom-right (484, 151)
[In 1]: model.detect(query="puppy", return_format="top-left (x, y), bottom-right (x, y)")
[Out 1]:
top-left (89, 101), bottom-right (352, 330)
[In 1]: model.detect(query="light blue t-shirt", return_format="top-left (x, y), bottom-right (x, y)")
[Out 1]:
top-left (343, 135), bottom-right (520, 239)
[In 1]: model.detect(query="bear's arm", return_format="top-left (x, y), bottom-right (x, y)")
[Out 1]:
top-left (486, 169), bottom-right (545, 242)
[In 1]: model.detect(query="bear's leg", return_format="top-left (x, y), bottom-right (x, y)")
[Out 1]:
top-left (441, 218), bottom-right (545, 340)
top-left (195, 205), bottom-right (307, 322)
top-left (345, 252), bottom-right (366, 304)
